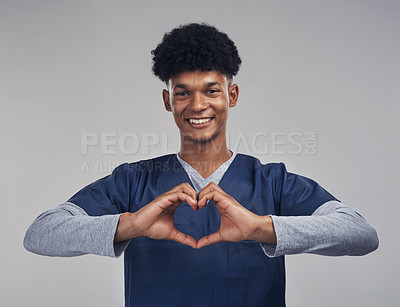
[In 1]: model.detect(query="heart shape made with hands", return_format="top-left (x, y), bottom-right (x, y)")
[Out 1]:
top-left (135, 181), bottom-right (274, 250)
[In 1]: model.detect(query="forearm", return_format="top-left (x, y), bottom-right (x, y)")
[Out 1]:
top-left (261, 200), bottom-right (379, 257)
top-left (24, 202), bottom-right (129, 258)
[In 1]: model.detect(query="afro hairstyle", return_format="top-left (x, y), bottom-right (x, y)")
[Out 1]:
top-left (151, 23), bottom-right (241, 83)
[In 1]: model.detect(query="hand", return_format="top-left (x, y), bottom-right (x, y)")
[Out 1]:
top-left (196, 182), bottom-right (276, 249)
top-left (114, 183), bottom-right (198, 248)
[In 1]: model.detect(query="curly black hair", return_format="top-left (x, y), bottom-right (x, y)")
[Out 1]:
top-left (151, 23), bottom-right (241, 83)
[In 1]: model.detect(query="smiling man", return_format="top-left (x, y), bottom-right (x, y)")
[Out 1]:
top-left (24, 23), bottom-right (379, 307)
top-left (163, 70), bottom-right (237, 176)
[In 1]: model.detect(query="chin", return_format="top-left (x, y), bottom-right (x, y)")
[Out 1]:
top-left (186, 132), bottom-right (219, 144)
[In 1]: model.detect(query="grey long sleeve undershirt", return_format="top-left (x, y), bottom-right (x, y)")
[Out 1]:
top-left (261, 200), bottom-right (379, 257)
top-left (24, 202), bottom-right (129, 257)
top-left (24, 200), bottom-right (378, 258)
top-left (24, 153), bottom-right (378, 258)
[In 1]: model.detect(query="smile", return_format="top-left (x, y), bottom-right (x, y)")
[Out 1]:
top-left (188, 117), bottom-right (213, 124)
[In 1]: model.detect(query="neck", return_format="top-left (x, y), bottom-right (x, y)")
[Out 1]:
top-left (179, 136), bottom-right (232, 178)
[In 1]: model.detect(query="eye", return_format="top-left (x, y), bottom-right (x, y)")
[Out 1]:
top-left (174, 91), bottom-right (187, 96)
top-left (206, 89), bottom-right (219, 94)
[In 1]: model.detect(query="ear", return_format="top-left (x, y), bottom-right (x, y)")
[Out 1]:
top-left (228, 84), bottom-right (239, 107)
top-left (162, 89), bottom-right (172, 112)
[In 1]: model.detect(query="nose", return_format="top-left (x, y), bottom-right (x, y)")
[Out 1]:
top-left (189, 92), bottom-right (208, 112)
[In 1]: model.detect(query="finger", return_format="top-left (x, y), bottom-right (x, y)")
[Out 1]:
top-left (197, 231), bottom-right (225, 249)
top-left (161, 192), bottom-right (198, 211)
top-left (197, 182), bottom-right (227, 204)
top-left (196, 192), bottom-right (214, 209)
top-left (197, 190), bottom-right (226, 209)
top-left (175, 191), bottom-right (198, 211)
top-left (168, 228), bottom-right (198, 249)
top-left (168, 183), bottom-right (198, 211)
top-left (170, 182), bottom-right (197, 200)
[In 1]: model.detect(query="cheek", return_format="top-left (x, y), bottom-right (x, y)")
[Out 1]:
top-left (172, 100), bottom-right (187, 111)
top-left (216, 104), bottom-right (229, 117)
top-left (171, 109), bottom-right (186, 126)
top-left (170, 104), bottom-right (182, 117)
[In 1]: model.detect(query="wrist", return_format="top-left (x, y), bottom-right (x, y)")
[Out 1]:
top-left (114, 212), bottom-right (142, 243)
top-left (251, 215), bottom-right (277, 244)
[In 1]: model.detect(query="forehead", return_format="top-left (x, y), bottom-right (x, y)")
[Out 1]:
top-left (168, 70), bottom-right (228, 88)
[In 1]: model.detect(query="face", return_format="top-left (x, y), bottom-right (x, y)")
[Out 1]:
top-left (162, 70), bottom-right (239, 145)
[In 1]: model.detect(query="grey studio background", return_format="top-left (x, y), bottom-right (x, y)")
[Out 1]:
top-left (1, 0), bottom-right (398, 306)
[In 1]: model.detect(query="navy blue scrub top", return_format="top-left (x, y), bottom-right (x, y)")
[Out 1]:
top-left (68, 153), bottom-right (337, 307)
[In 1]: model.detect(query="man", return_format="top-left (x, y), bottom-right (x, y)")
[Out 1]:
top-left (24, 23), bottom-right (379, 306)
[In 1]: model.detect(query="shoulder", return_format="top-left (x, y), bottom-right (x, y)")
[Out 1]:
top-left (234, 153), bottom-right (286, 176)
top-left (232, 153), bottom-right (292, 195)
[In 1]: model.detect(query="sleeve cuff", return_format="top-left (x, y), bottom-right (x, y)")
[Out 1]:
top-left (259, 215), bottom-right (279, 257)
top-left (107, 214), bottom-right (131, 258)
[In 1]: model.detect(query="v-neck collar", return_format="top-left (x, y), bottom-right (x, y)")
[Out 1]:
top-left (176, 152), bottom-right (236, 180)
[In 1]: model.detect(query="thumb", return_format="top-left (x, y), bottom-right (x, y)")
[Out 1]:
top-left (168, 228), bottom-right (198, 249)
top-left (197, 231), bottom-right (224, 249)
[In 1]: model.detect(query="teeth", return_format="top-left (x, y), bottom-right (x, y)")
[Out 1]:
top-left (189, 118), bottom-right (212, 124)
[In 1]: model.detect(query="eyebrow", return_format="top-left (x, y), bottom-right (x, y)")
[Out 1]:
top-left (174, 84), bottom-right (188, 90)
top-left (173, 81), bottom-right (222, 90)
top-left (205, 81), bottom-right (222, 87)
